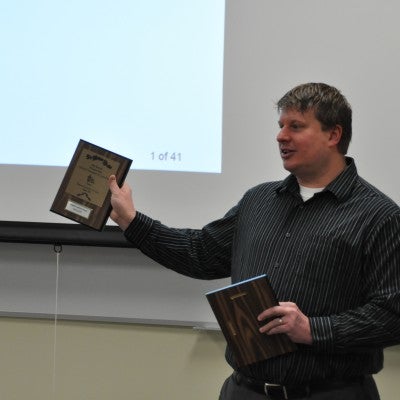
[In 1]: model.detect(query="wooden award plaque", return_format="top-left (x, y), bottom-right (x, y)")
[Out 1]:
top-left (50, 139), bottom-right (132, 231)
top-left (206, 275), bottom-right (297, 367)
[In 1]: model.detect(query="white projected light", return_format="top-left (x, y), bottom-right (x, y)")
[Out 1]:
top-left (0, 0), bottom-right (225, 173)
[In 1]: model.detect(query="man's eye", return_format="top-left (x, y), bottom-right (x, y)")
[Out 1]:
top-left (291, 123), bottom-right (304, 130)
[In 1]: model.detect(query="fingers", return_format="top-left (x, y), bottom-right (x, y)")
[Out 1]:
top-left (107, 175), bottom-right (136, 230)
top-left (257, 302), bottom-right (312, 344)
top-left (108, 175), bottom-right (119, 193)
top-left (264, 316), bottom-right (285, 331)
top-left (257, 302), bottom-right (296, 321)
top-left (257, 305), bottom-right (284, 335)
top-left (109, 175), bottom-right (133, 198)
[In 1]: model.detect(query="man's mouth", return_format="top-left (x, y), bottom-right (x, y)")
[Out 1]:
top-left (280, 148), bottom-right (294, 157)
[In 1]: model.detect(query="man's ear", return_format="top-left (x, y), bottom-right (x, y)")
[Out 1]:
top-left (328, 124), bottom-right (343, 147)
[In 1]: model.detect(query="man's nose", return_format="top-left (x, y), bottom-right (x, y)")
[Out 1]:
top-left (276, 128), bottom-right (289, 142)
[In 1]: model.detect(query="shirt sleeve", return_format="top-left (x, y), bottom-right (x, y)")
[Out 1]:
top-left (311, 212), bottom-right (400, 352)
top-left (123, 206), bottom-right (239, 280)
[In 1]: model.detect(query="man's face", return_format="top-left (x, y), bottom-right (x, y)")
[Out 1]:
top-left (276, 108), bottom-right (338, 186)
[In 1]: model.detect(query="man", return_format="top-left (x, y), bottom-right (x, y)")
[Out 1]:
top-left (108, 83), bottom-right (400, 399)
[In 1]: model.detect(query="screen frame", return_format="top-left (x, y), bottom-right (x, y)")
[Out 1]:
top-left (0, 221), bottom-right (131, 247)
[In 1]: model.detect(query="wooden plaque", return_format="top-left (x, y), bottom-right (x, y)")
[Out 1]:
top-left (50, 139), bottom-right (132, 231)
top-left (206, 275), bottom-right (297, 367)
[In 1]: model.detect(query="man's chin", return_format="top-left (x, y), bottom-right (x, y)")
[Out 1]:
top-left (282, 161), bottom-right (296, 174)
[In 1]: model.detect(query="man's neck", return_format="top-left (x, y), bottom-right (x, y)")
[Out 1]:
top-left (297, 156), bottom-right (347, 188)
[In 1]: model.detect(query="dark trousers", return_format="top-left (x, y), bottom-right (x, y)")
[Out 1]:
top-left (218, 373), bottom-right (381, 400)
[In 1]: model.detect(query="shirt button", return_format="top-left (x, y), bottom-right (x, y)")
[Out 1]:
top-left (285, 232), bottom-right (291, 238)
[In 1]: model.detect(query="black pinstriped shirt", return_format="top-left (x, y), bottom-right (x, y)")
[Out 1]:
top-left (124, 158), bottom-right (400, 384)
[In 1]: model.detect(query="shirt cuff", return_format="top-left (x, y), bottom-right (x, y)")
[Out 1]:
top-left (309, 316), bottom-right (335, 352)
top-left (124, 211), bottom-right (155, 247)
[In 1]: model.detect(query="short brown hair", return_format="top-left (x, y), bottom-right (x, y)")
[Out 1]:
top-left (277, 83), bottom-right (352, 154)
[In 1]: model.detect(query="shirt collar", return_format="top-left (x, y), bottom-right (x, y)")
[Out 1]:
top-left (277, 157), bottom-right (358, 202)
